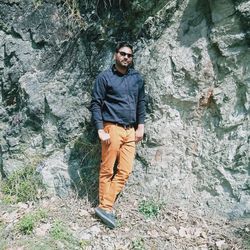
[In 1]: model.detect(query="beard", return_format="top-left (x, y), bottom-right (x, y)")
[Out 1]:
top-left (118, 60), bottom-right (131, 68)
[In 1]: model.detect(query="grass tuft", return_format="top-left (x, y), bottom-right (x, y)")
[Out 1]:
top-left (1, 165), bottom-right (45, 203)
top-left (132, 238), bottom-right (145, 250)
top-left (50, 220), bottom-right (82, 248)
top-left (17, 209), bottom-right (47, 235)
top-left (138, 199), bottom-right (162, 218)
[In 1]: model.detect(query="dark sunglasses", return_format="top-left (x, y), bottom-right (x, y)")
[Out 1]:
top-left (118, 51), bottom-right (133, 58)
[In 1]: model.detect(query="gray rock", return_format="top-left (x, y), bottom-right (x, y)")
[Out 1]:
top-left (40, 151), bottom-right (71, 197)
top-left (0, 0), bottom-right (249, 219)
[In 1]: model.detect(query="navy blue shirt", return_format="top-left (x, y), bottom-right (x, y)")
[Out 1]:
top-left (91, 65), bottom-right (145, 130)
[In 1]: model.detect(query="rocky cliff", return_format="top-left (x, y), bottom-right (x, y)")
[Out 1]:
top-left (0, 0), bottom-right (249, 218)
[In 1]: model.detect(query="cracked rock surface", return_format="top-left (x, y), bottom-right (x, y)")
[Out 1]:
top-left (0, 0), bottom-right (249, 221)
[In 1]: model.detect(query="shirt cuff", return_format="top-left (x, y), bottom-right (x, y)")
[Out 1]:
top-left (137, 118), bottom-right (145, 125)
top-left (96, 121), bottom-right (104, 130)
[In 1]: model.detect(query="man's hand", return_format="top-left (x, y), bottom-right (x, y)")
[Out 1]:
top-left (98, 129), bottom-right (111, 144)
top-left (135, 124), bottom-right (144, 143)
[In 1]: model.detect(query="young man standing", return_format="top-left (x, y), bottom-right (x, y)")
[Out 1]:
top-left (91, 42), bottom-right (145, 228)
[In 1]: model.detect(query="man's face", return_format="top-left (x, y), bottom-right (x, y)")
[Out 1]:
top-left (114, 46), bottom-right (133, 68)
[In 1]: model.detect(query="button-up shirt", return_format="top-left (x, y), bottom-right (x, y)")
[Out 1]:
top-left (91, 65), bottom-right (145, 130)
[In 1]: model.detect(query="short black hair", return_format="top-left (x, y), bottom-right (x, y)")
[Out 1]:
top-left (115, 42), bottom-right (133, 53)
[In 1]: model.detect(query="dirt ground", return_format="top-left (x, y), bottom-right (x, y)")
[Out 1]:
top-left (0, 188), bottom-right (249, 250)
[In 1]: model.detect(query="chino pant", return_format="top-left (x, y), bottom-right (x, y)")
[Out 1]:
top-left (99, 122), bottom-right (136, 211)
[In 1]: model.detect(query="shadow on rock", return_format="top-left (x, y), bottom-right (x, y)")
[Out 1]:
top-left (178, 0), bottom-right (212, 47)
top-left (68, 123), bottom-right (101, 207)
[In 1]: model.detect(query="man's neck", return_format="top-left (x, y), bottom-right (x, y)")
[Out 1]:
top-left (115, 64), bottom-right (127, 75)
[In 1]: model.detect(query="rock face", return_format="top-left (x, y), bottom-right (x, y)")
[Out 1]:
top-left (0, 0), bottom-right (249, 217)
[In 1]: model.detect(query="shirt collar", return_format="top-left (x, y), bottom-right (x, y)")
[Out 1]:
top-left (112, 64), bottom-right (131, 76)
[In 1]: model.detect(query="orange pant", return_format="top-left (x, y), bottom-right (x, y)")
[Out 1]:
top-left (99, 122), bottom-right (136, 211)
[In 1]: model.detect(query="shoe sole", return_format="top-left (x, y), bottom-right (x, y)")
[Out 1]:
top-left (95, 208), bottom-right (116, 229)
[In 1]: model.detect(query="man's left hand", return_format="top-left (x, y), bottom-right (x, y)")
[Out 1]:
top-left (135, 124), bottom-right (144, 143)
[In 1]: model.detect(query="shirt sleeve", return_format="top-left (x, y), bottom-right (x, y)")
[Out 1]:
top-left (90, 74), bottom-right (107, 130)
top-left (137, 78), bottom-right (146, 125)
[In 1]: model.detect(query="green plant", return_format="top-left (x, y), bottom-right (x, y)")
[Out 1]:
top-left (1, 165), bottom-right (45, 203)
top-left (50, 219), bottom-right (79, 247)
top-left (17, 209), bottom-right (47, 235)
top-left (17, 215), bottom-right (35, 235)
top-left (132, 238), bottom-right (145, 250)
top-left (2, 194), bottom-right (16, 204)
top-left (138, 199), bottom-right (162, 218)
top-left (49, 220), bottom-right (83, 248)
top-left (50, 220), bottom-right (70, 240)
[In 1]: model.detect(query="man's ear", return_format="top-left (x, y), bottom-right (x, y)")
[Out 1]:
top-left (113, 53), bottom-right (116, 60)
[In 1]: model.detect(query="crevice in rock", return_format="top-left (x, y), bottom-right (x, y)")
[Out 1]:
top-left (10, 27), bottom-right (23, 40)
top-left (2, 45), bottom-right (23, 113)
top-left (0, 0), bottom-right (20, 7)
top-left (207, 45), bottom-right (222, 84)
top-left (199, 94), bottom-right (223, 131)
top-left (234, 81), bottom-right (248, 117)
top-left (0, 73), bottom-right (4, 104)
top-left (215, 168), bottom-right (240, 201)
top-left (0, 21), bottom-right (23, 40)
top-left (1, 78), bottom-right (19, 110)
top-left (215, 124), bottom-right (243, 140)
top-left (47, 30), bottom-right (82, 75)
top-left (24, 107), bottom-right (43, 132)
top-left (81, 28), bottom-right (103, 79)
top-left (3, 45), bottom-right (16, 68)
top-left (145, 94), bottom-right (154, 115)
top-left (135, 153), bottom-right (150, 173)
top-left (0, 146), bottom-right (7, 179)
top-left (28, 29), bottom-right (47, 50)
top-left (44, 95), bottom-right (59, 124)
top-left (233, 150), bottom-right (248, 174)
top-left (234, 0), bottom-right (250, 45)
top-left (178, 0), bottom-right (212, 47)
top-left (196, 180), bottom-right (220, 197)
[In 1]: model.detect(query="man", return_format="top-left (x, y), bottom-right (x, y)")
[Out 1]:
top-left (91, 42), bottom-right (145, 229)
